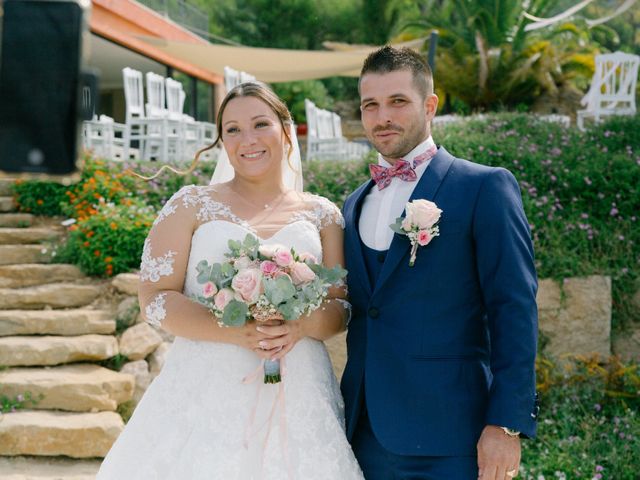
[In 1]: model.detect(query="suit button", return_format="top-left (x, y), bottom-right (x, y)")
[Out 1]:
top-left (377, 253), bottom-right (386, 263)
top-left (368, 307), bottom-right (379, 318)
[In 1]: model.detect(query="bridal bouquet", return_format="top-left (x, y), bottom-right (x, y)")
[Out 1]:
top-left (194, 234), bottom-right (346, 383)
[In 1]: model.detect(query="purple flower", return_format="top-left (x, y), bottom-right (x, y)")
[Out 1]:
top-left (584, 177), bottom-right (592, 185)
top-left (594, 403), bottom-right (602, 412)
top-left (595, 466), bottom-right (604, 472)
top-left (610, 208), bottom-right (619, 216)
top-left (16, 394), bottom-right (24, 403)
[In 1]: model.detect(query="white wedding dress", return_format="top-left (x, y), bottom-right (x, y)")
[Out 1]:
top-left (97, 185), bottom-right (363, 480)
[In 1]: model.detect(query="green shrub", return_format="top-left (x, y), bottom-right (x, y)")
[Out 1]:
top-left (521, 356), bottom-right (640, 479)
top-left (56, 201), bottom-right (154, 277)
top-left (12, 180), bottom-right (68, 216)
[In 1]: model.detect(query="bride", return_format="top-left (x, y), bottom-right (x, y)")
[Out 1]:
top-left (96, 82), bottom-right (364, 479)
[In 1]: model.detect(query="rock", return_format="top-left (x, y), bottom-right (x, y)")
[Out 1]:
top-left (0, 309), bottom-right (115, 336)
top-left (0, 263), bottom-right (83, 288)
top-left (116, 296), bottom-right (139, 329)
top-left (148, 341), bottom-right (171, 378)
top-left (0, 196), bottom-right (16, 212)
top-left (0, 179), bottom-right (14, 196)
top-left (0, 283), bottom-right (103, 309)
top-left (0, 213), bottom-right (33, 228)
top-left (0, 410), bottom-right (123, 458)
top-left (325, 331), bottom-right (347, 381)
top-left (0, 245), bottom-right (52, 265)
top-left (119, 323), bottom-right (162, 361)
top-left (0, 335), bottom-right (118, 367)
top-left (612, 327), bottom-right (640, 362)
top-left (0, 456), bottom-right (101, 480)
top-left (539, 276), bottom-right (611, 360)
top-left (0, 227), bottom-right (62, 244)
top-left (120, 359), bottom-right (151, 405)
top-left (0, 364), bottom-right (134, 412)
top-left (112, 273), bottom-right (139, 296)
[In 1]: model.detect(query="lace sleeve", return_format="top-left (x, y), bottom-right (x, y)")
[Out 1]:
top-left (294, 193), bottom-right (345, 232)
top-left (138, 186), bottom-right (199, 328)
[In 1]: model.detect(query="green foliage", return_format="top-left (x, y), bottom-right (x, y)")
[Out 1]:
top-left (396, 0), bottom-right (598, 111)
top-left (12, 180), bottom-right (68, 216)
top-left (521, 356), bottom-right (640, 479)
top-left (272, 80), bottom-right (334, 124)
top-left (99, 354), bottom-right (129, 372)
top-left (56, 201), bottom-right (155, 277)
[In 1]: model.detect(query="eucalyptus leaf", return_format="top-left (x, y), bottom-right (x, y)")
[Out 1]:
top-left (222, 300), bottom-right (248, 327)
top-left (390, 219), bottom-right (407, 235)
top-left (264, 276), bottom-right (296, 305)
top-left (196, 260), bottom-right (211, 284)
top-left (228, 239), bottom-right (242, 256)
top-left (242, 234), bottom-right (260, 256)
top-left (278, 299), bottom-right (305, 320)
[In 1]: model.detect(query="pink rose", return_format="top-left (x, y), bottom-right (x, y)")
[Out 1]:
top-left (298, 252), bottom-right (318, 265)
top-left (234, 255), bottom-right (252, 270)
top-left (214, 288), bottom-right (235, 310)
top-left (273, 248), bottom-right (294, 267)
top-left (290, 261), bottom-right (316, 285)
top-left (258, 244), bottom-right (286, 259)
top-left (231, 268), bottom-right (263, 304)
top-left (405, 199), bottom-right (442, 229)
top-left (203, 281), bottom-right (218, 298)
top-left (260, 260), bottom-right (279, 277)
top-left (417, 230), bottom-right (432, 246)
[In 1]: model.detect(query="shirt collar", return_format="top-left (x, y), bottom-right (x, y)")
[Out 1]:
top-left (378, 136), bottom-right (437, 168)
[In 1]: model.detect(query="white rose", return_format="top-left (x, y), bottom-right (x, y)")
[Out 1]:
top-left (258, 243), bottom-right (287, 259)
top-left (405, 200), bottom-right (442, 229)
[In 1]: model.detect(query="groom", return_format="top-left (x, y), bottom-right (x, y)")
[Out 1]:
top-left (341, 46), bottom-right (539, 479)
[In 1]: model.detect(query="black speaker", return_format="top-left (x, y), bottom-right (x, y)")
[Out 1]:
top-left (0, 0), bottom-right (85, 174)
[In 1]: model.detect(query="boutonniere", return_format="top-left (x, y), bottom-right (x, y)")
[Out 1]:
top-left (390, 199), bottom-right (442, 267)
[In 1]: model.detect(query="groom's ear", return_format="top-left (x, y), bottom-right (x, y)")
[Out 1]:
top-left (425, 94), bottom-right (439, 120)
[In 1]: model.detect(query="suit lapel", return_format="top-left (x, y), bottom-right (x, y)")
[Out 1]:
top-left (373, 147), bottom-right (456, 295)
top-left (344, 179), bottom-right (375, 296)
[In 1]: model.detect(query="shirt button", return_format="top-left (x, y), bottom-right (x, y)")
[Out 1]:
top-left (368, 307), bottom-right (379, 318)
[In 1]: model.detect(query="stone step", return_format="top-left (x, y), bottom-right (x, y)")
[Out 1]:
top-left (0, 245), bottom-right (52, 266)
top-left (0, 178), bottom-right (14, 196)
top-left (0, 335), bottom-right (118, 367)
top-left (0, 228), bottom-right (62, 245)
top-left (0, 309), bottom-right (115, 336)
top-left (0, 364), bottom-right (134, 412)
top-left (0, 196), bottom-right (16, 212)
top-left (0, 283), bottom-right (103, 310)
top-left (0, 410), bottom-right (123, 458)
top-left (0, 264), bottom-right (83, 289)
top-left (0, 456), bottom-right (101, 480)
top-left (0, 213), bottom-right (33, 228)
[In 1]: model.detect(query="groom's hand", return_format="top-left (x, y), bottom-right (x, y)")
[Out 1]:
top-left (477, 425), bottom-right (521, 480)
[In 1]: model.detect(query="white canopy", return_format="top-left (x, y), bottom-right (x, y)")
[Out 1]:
top-left (138, 36), bottom-right (427, 83)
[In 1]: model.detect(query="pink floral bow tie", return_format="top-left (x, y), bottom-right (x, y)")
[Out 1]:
top-left (369, 144), bottom-right (438, 190)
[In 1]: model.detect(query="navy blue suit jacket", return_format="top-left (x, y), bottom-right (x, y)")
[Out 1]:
top-left (340, 147), bottom-right (538, 457)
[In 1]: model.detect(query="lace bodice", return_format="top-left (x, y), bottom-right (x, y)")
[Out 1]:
top-left (138, 185), bottom-right (344, 328)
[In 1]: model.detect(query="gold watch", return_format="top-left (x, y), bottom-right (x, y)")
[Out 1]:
top-left (500, 427), bottom-right (520, 437)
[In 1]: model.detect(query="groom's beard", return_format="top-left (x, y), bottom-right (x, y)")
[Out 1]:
top-left (369, 117), bottom-right (428, 160)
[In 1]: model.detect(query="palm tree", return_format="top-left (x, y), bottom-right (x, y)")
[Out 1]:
top-left (394, 0), bottom-right (597, 111)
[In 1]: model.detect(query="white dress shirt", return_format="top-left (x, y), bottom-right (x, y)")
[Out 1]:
top-left (359, 137), bottom-right (437, 251)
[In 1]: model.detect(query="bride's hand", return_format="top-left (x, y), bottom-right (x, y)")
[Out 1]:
top-left (255, 319), bottom-right (304, 360)
top-left (231, 319), bottom-right (283, 359)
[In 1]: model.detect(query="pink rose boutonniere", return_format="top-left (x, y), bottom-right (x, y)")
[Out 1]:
top-left (390, 199), bottom-right (442, 267)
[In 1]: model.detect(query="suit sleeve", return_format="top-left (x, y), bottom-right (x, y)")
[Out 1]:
top-left (472, 167), bottom-right (538, 438)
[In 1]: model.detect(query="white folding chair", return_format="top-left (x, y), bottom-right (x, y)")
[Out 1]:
top-left (122, 67), bottom-right (167, 161)
top-left (577, 51), bottom-right (639, 130)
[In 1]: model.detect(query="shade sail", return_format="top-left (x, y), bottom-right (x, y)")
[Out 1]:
top-left (138, 36), bottom-right (426, 83)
